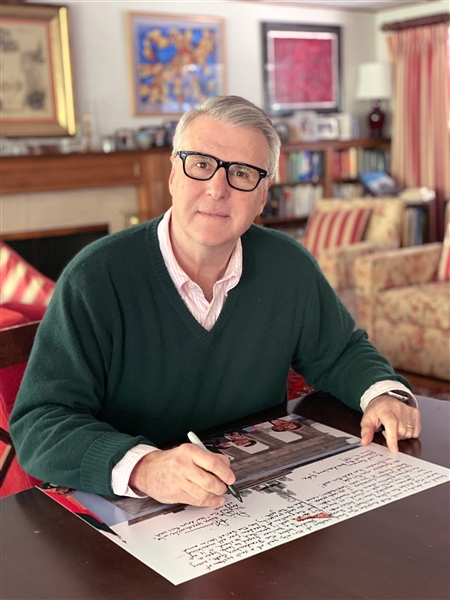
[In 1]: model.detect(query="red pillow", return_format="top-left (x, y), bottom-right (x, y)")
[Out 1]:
top-left (0, 307), bottom-right (29, 329)
top-left (0, 302), bottom-right (47, 329)
top-left (0, 242), bottom-right (55, 306)
top-left (303, 207), bottom-right (372, 257)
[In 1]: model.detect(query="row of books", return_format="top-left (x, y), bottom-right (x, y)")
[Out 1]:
top-left (262, 184), bottom-right (324, 219)
top-left (274, 148), bottom-right (390, 184)
top-left (403, 206), bottom-right (428, 246)
top-left (332, 148), bottom-right (391, 180)
top-left (275, 151), bottom-right (323, 183)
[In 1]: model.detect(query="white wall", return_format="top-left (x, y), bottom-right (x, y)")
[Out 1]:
top-left (40, 0), bottom-right (376, 145)
top-left (27, 0), bottom-right (449, 144)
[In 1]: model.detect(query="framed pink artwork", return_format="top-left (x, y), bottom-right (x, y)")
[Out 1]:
top-left (262, 23), bottom-right (341, 117)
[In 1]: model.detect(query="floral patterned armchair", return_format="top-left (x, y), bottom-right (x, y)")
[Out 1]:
top-left (308, 197), bottom-right (405, 318)
top-left (353, 243), bottom-right (449, 381)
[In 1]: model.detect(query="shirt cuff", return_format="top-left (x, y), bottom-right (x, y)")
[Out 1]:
top-left (111, 444), bottom-right (159, 497)
top-left (360, 380), bottom-right (418, 412)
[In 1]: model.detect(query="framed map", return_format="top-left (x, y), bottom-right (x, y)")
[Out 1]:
top-left (127, 13), bottom-right (225, 116)
top-left (262, 23), bottom-right (341, 117)
top-left (0, 3), bottom-right (76, 137)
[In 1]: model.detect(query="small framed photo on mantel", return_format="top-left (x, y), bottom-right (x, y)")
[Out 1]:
top-left (295, 111), bottom-right (318, 141)
top-left (316, 116), bottom-right (339, 140)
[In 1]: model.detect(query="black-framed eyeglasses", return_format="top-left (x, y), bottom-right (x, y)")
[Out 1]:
top-left (176, 151), bottom-right (268, 192)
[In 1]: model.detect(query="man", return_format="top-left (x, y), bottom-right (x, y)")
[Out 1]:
top-left (270, 419), bottom-right (303, 432)
top-left (10, 96), bottom-right (421, 509)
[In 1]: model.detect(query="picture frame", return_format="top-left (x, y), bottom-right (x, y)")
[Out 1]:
top-left (272, 117), bottom-right (302, 143)
top-left (271, 118), bottom-right (291, 143)
top-left (334, 112), bottom-right (353, 140)
top-left (0, 3), bottom-right (76, 137)
top-left (294, 111), bottom-right (318, 142)
top-left (316, 116), bottom-right (339, 140)
top-left (262, 22), bottom-right (341, 117)
top-left (127, 13), bottom-right (225, 116)
top-left (114, 128), bottom-right (137, 151)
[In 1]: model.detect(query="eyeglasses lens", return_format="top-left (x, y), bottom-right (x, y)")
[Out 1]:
top-left (183, 153), bottom-right (261, 191)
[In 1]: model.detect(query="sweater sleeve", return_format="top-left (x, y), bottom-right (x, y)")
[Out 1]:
top-left (290, 257), bottom-right (411, 411)
top-left (9, 268), bottom-right (149, 496)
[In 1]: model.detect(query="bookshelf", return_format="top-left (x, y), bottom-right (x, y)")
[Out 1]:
top-left (261, 138), bottom-right (391, 234)
top-left (402, 197), bottom-right (436, 245)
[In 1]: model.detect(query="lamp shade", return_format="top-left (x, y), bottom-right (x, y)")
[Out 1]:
top-left (356, 62), bottom-right (392, 100)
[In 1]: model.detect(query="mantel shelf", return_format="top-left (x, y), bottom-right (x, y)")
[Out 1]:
top-left (0, 148), bottom-right (173, 222)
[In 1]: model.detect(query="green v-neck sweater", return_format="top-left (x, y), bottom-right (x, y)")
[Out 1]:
top-left (10, 217), bottom-right (408, 496)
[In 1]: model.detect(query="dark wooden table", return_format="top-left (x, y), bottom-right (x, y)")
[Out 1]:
top-left (1, 394), bottom-right (449, 600)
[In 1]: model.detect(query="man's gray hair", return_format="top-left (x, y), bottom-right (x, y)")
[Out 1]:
top-left (171, 95), bottom-right (281, 181)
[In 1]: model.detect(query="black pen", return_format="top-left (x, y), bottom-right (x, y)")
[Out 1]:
top-left (187, 431), bottom-right (243, 503)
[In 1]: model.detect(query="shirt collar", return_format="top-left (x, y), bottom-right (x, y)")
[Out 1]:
top-left (157, 208), bottom-right (243, 291)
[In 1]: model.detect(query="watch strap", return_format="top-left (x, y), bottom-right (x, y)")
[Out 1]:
top-left (385, 390), bottom-right (411, 402)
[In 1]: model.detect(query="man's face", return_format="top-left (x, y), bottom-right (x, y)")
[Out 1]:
top-left (169, 115), bottom-right (271, 256)
top-left (226, 432), bottom-right (252, 446)
top-left (271, 419), bottom-right (301, 431)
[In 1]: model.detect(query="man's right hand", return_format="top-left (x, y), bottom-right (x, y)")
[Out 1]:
top-left (128, 444), bottom-right (235, 507)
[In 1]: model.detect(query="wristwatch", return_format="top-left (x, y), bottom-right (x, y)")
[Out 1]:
top-left (385, 390), bottom-right (411, 403)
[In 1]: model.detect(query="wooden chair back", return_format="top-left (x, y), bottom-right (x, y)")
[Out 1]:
top-left (0, 321), bottom-right (40, 487)
top-left (0, 321), bottom-right (40, 369)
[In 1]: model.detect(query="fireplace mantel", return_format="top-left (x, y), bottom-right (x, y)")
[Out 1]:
top-left (0, 148), bottom-right (173, 222)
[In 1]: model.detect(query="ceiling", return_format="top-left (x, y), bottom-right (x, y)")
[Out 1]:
top-left (252, 1), bottom-right (435, 12)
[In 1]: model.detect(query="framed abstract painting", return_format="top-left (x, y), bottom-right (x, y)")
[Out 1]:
top-left (0, 3), bottom-right (76, 137)
top-left (127, 13), bottom-right (225, 116)
top-left (262, 22), bottom-right (341, 117)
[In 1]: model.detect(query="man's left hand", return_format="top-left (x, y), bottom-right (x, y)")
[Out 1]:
top-left (360, 395), bottom-right (421, 452)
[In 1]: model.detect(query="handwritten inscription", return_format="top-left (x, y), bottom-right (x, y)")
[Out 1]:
top-left (154, 504), bottom-right (250, 542)
top-left (151, 450), bottom-right (449, 573)
top-left (178, 500), bottom-right (330, 570)
top-left (307, 450), bottom-right (448, 518)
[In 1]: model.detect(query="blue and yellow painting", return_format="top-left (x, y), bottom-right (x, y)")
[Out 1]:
top-left (130, 15), bottom-right (224, 115)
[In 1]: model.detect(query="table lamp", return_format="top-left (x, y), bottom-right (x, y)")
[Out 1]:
top-left (356, 62), bottom-right (392, 138)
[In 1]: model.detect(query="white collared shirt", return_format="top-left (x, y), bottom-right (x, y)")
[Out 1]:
top-left (157, 207), bottom-right (242, 331)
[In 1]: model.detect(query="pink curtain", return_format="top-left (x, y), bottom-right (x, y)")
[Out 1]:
top-left (388, 23), bottom-right (450, 240)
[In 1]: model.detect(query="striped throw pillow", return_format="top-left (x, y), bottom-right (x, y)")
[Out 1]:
top-left (0, 242), bottom-right (55, 306)
top-left (437, 221), bottom-right (450, 281)
top-left (303, 207), bottom-right (372, 257)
